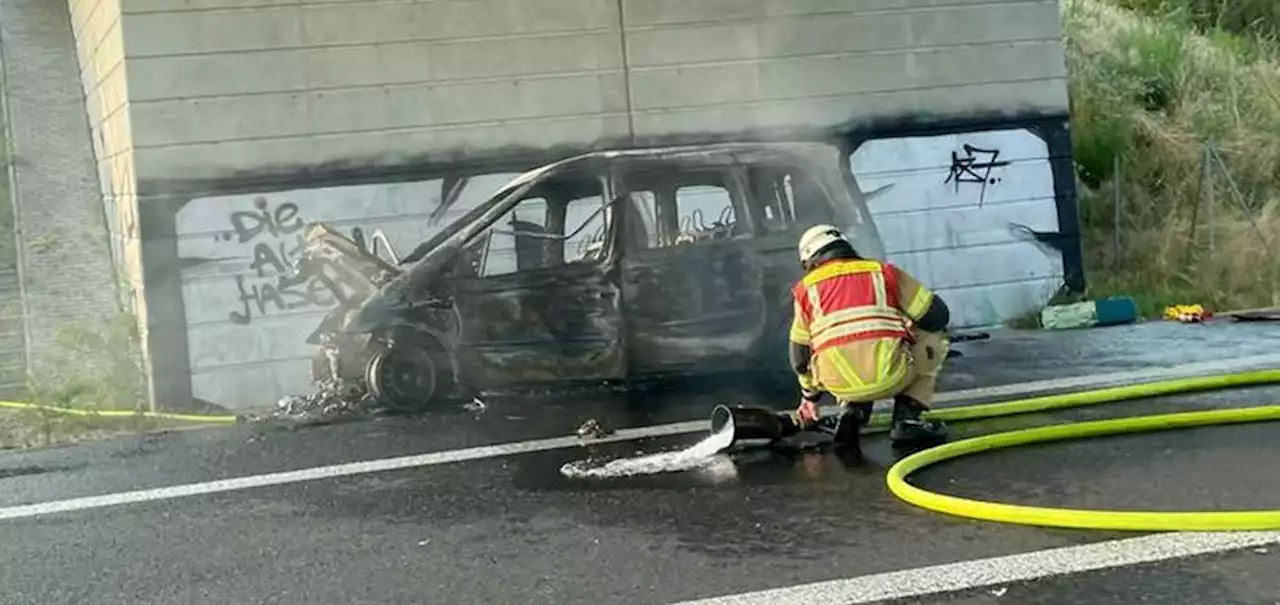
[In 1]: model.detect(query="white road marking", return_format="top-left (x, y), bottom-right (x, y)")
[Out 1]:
top-left (0, 354), bottom-right (1277, 523)
top-left (666, 531), bottom-right (1280, 604)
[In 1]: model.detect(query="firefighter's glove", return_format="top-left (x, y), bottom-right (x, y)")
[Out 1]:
top-left (796, 399), bottom-right (821, 427)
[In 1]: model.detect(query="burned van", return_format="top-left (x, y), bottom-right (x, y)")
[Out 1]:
top-left (297, 142), bottom-right (884, 410)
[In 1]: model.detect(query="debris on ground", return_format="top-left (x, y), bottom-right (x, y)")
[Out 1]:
top-left (246, 378), bottom-right (375, 426)
top-left (463, 398), bottom-right (486, 413)
top-left (1219, 306), bottom-right (1280, 323)
top-left (1165, 304), bottom-right (1210, 323)
top-left (576, 418), bottom-right (614, 440)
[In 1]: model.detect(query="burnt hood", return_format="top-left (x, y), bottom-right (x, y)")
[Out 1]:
top-left (298, 222), bottom-right (467, 335)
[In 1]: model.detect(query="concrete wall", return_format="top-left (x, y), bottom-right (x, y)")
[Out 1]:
top-left (70, 0), bottom-right (140, 308)
top-left (119, 0), bottom-right (632, 179)
top-left (852, 126), bottom-right (1071, 328)
top-left (117, 0), bottom-right (1067, 179)
top-left (65, 0), bottom-right (1076, 411)
top-left (0, 0), bottom-right (121, 389)
top-left (622, 0), bottom-right (1068, 141)
top-left (0, 124), bottom-right (20, 396)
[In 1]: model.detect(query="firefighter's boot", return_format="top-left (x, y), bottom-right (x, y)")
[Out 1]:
top-left (889, 395), bottom-right (948, 445)
top-left (829, 403), bottom-right (871, 457)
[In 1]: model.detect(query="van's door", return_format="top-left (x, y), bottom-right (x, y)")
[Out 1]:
top-left (616, 162), bottom-right (768, 378)
top-left (446, 174), bottom-right (627, 388)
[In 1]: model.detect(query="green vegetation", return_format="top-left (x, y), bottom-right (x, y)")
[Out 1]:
top-left (0, 410), bottom-right (174, 450)
top-left (29, 310), bottom-right (149, 412)
top-left (0, 105), bottom-right (154, 448)
top-left (1066, 0), bottom-right (1280, 317)
top-left (0, 81), bottom-right (156, 449)
top-left (1, 310), bottom-right (159, 449)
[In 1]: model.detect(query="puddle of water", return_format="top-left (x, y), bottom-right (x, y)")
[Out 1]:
top-left (560, 425), bottom-right (734, 480)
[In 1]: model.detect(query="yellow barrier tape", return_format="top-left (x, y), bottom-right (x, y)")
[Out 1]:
top-left (885, 368), bottom-right (1280, 531)
top-left (0, 400), bottom-right (240, 424)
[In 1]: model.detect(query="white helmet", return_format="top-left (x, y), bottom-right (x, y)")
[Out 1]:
top-left (798, 224), bottom-right (848, 264)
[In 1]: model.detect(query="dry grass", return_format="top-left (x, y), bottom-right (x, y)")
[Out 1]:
top-left (0, 309), bottom-right (154, 450)
top-left (1066, 0), bottom-right (1280, 316)
top-left (0, 409), bottom-right (176, 450)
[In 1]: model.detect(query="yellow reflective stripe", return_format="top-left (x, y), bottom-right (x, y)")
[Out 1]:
top-left (876, 339), bottom-right (899, 375)
top-left (825, 353), bottom-right (910, 402)
top-left (789, 317), bottom-right (811, 344)
top-left (791, 299), bottom-right (812, 344)
top-left (801, 260), bottom-right (882, 288)
top-left (882, 346), bottom-right (910, 386)
top-left (871, 271), bottom-right (887, 306)
top-left (811, 319), bottom-right (909, 350)
top-left (905, 287), bottom-right (935, 319)
top-left (806, 284), bottom-right (823, 318)
top-left (828, 348), bottom-right (865, 387)
top-left (819, 347), bottom-right (911, 401)
top-left (797, 372), bottom-right (817, 390)
top-left (814, 319), bottom-right (909, 344)
top-left (810, 306), bottom-right (903, 333)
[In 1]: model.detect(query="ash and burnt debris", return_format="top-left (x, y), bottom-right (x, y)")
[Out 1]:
top-left (256, 333), bottom-right (382, 424)
top-left (253, 340), bottom-right (374, 424)
top-left (261, 379), bottom-right (370, 424)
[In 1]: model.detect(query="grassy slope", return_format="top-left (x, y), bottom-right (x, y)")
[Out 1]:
top-left (0, 409), bottom-right (174, 450)
top-left (1065, 0), bottom-right (1280, 317)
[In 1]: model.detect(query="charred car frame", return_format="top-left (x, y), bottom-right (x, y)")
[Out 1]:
top-left (298, 142), bottom-right (885, 410)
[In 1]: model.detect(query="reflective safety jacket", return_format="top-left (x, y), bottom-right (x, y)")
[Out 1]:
top-left (788, 258), bottom-right (936, 398)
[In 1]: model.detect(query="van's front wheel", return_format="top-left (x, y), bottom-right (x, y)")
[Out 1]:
top-left (365, 332), bottom-right (450, 412)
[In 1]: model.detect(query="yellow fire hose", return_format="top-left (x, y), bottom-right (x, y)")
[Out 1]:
top-left (879, 368), bottom-right (1280, 531)
top-left (0, 400), bottom-right (240, 424)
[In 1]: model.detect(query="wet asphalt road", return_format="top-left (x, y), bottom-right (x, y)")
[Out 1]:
top-left (894, 548), bottom-right (1280, 605)
top-left (2, 321), bottom-right (1280, 604)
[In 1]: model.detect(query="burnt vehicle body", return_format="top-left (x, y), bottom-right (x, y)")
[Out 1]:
top-left (299, 142), bottom-right (885, 410)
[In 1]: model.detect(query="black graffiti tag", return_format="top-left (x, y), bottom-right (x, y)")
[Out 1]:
top-left (222, 197), bottom-right (344, 325)
top-left (228, 271), bottom-right (344, 326)
top-left (944, 144), bottom-right (1010, 206)
top-left (248, 238), bottom-right (303, 278)
top-left (228, 196), bottom-right (305, 243)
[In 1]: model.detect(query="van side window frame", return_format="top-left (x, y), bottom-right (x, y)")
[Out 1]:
top-left (614, 162), bottom-right (755, 251)
top-left (740, 161), bottom-right (838, 236)
top-left (458, 171), bottom-right (615, 279)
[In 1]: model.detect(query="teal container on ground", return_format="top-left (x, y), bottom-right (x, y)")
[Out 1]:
top-left (1094, 295), bottom-right (1140, 327)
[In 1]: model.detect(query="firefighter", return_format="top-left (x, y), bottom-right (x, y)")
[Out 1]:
top-left (787, 224), bottom-right (951, 453)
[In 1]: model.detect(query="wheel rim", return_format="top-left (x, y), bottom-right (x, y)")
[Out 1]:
top-left (368, 344), bottom-right (437, 410)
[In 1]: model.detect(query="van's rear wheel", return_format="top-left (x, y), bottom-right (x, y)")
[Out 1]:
top-left (365, 333), bottom-right (449, 412)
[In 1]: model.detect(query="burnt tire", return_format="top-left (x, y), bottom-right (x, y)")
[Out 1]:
top-left (365, 333), bottom-right (450, 412)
